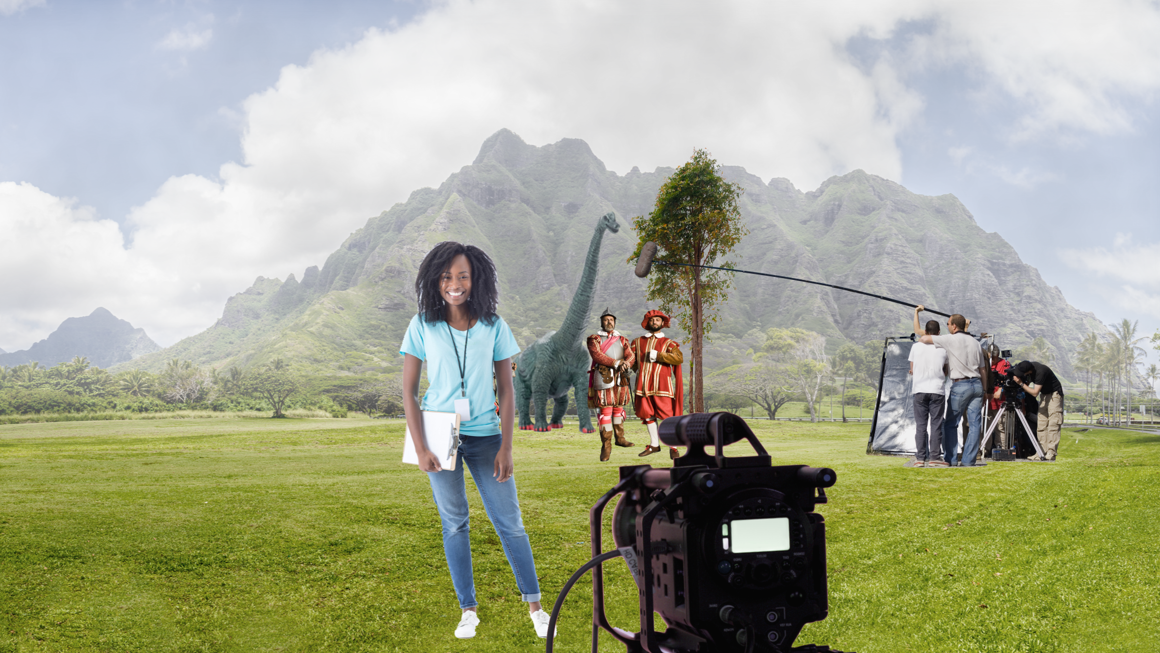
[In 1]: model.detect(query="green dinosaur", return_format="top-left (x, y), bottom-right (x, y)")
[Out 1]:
top-left (515, 212), bottom-right (620, 432)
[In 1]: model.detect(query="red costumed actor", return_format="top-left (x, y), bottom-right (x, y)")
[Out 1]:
top-left (586, 309), bottom-right (635, 461)
top-left (631, 309), bottom-right (683, 458)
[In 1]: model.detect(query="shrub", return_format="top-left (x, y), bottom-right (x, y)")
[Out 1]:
top-left (0, 388), bottom-right (106, 415)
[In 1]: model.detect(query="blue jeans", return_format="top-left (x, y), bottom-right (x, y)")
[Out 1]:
top-left (427, 434), bottom-right (541, 609)
top-left (943, 378), bottom-right (984, 466)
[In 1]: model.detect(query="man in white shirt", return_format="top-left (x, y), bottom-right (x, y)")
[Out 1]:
top-left (909, 307), bottom-right (950, 467)
top-left (917, 307), bottom-right (987, 466)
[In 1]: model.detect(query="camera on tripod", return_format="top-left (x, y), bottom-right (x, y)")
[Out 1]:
top-left (556, 412), bottom-right (850, 653)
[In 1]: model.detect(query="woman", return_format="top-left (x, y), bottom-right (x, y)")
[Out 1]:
top-left (399, 241), bottom-right (554, 640)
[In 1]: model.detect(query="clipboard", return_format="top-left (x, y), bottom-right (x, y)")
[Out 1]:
top-left (402, 411), bottom-right (461, 471)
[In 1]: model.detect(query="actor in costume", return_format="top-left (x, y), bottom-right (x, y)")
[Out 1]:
top-left (631, 309), bottom-right (683, 458)
top-left (586, 309), bottom-right (636, 461)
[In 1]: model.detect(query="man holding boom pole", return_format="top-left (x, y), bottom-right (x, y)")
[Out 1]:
top-left (917, 307), bottom-right (987, 467)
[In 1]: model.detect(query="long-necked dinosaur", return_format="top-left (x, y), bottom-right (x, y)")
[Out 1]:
top-left (514, 212), bottom-right (619, 432)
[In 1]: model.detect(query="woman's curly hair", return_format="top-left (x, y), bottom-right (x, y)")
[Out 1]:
top-left (415, 241), bottom-right (499, 325)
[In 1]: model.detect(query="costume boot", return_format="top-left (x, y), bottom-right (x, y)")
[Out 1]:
top-left (613, 422), bottom-right (634, 447)
top-left (600, 430), bottom-right (613, 461)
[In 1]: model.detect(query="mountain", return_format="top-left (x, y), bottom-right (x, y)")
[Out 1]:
top-left (120, 129), bottom-right (1103, 380)
top-left (0, 308), bottom-right (161, 369)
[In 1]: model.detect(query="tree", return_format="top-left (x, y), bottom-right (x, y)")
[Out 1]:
top-left (118, 369), bottom-right (154, 397)
top-left (243, 362), bottom-right (302, 418)
top-left (755, 328), bottom-right (829, 422)
top-left (832, 344), bottom-right (866, 423)
top-left (1014, 336), bottom-right (1055, 364)
top-left (721, 356), bottom-right (795, 420)
top-left (1076, 332), bottom-right (1103, 401)
top-left (160, 359), bottom-right (214, 405)
top-left (629, 148), bottom-right (746, 413)
top-left (1145, 363), bottom-right (1160, 422)
top-left (1111, 319), bottom-right (1145, 423)
top-left (216, 366), bottom-right (246, 396)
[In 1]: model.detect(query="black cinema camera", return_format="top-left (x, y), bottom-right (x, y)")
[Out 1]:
top-left (994, 350), bottom-right (1022, 395)
top-left (565, 412), bottom-right (849, 653)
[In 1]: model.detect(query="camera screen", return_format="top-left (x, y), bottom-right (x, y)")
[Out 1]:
top-left (729, 517), bottom-right (790, 553)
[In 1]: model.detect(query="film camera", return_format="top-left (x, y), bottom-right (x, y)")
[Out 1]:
top-left (993, 349), bottom-right (1022, 393)
top-left (551, 413), bottom-right (849, 653)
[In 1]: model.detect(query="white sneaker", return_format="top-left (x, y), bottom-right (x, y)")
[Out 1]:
top-left (455, 610), bottom-right (479, 639)
top-left (530, 609), bottom-right (556, 638)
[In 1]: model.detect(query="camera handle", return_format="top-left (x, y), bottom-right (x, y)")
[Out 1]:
top-left (589, 469), bottom-right (653, 651)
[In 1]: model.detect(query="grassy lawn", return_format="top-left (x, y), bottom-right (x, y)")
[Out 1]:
top-left (1, 416), bottom-right (1157, 652)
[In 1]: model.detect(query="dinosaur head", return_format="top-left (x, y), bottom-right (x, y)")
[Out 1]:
top-left (599, 212), bottom-right (620, 234)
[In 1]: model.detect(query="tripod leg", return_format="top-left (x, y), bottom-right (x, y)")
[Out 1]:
top-left (982, 405), bottom-right (1002, 453)
top-left (1015, 409), bottom-right (1045, 459)
top-left (1003, 408), bottom-right (1016, 451)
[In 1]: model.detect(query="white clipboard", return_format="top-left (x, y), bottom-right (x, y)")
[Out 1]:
top-left (402, 411), bottom-right (461, 471)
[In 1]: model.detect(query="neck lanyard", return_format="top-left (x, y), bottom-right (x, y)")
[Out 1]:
top-left (448, 322), bottom-right (470, 398)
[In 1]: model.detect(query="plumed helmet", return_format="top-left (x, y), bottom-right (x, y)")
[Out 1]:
top-left (641, 309), bottom-right (671, 330)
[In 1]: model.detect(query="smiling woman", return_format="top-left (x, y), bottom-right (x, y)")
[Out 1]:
top-left (398, 241), bottom-right (555, 640)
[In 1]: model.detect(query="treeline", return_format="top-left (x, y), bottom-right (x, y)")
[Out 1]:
top-left (709, 328), bottom-right (884, 422)
top-left (1071, 319), bottom-right (1160, 424)
top-left (0, 357), bottom-right (361, 418)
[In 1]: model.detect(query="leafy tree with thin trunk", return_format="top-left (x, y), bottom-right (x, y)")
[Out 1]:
top-left (720, 355), bottom-right (795, 420)
top-left (833, 344), bottom-right (865, 423)
top-left (243, 360), bottom-right (301, 418)
top-left (762, 328), bottom-right (828, 422)
top-left (629, 148), bottom-right (746, 413)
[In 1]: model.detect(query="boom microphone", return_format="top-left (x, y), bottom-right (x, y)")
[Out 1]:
top-left (632, 240), bottom-right (953, 318)
top-left (634, 241), bottom-right (658, 277)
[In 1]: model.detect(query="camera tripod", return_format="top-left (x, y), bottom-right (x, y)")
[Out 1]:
top-left (981, 400), bottom-right (1045, 461)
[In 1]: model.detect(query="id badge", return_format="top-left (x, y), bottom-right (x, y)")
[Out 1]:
top-left (454, 397), bottom-right (471, 421)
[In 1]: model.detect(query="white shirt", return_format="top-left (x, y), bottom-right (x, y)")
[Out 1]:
top-left (909, 342), bottom-right (948, 395)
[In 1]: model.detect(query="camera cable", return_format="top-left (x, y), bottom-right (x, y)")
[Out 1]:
top-left (546, 548), bottom-right (624, 653)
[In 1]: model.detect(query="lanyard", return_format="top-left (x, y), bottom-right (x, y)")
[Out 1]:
top-left (448, 322), bottom-right (470, 398)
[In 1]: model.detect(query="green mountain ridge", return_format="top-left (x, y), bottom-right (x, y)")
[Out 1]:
top-left (118, 129), bottom-right (1104, 380)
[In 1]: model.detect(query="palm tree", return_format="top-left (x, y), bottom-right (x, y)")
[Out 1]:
top-left (1100, 340), bottom-right (1121, 423)
top-left (119, 369), bottom-right (153, 398)
top-left (1111, 319), bottom-right (1146, 423)
top-left (1145, 363), bottom-right (1160, 424)
top-left (1076, 332), bottom-right (1102, 403)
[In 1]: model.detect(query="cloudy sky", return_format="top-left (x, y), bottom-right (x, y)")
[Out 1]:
top-left (1, 0), bottom-right (1158, 366)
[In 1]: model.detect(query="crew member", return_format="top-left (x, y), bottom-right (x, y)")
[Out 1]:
top-left (917, 308), bottom-right (986, 466)
top-left (586, 308), bottom-right (635, 461)
top-left (910, 307), bottom-right (949, 467)
top-left (987, 347), bottom-right (1013, 449)
top-left (1011, 359), bottom-right (1064, 461)
top-left (631, 309), bottom-right (682, 459)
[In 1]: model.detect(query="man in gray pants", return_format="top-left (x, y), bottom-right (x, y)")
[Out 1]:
top-left (910, 306), bottom-right (950, 467)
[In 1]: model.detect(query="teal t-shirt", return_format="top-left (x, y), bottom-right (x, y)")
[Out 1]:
top-left (399, 313), bottom-right (521, 437)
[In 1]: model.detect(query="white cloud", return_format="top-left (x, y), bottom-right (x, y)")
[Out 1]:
top-left (1063, 237), bottom-right (1160, 289)
top-left (4, 0), bottom-right (1160, 352)
top-left (948, 145), bottom-right (973, 165)
top-left (1062, 237), bottom-right (1160, 320)
top-left (908, 0), bottom-right (1160, 139)
top-left (0, 0), bottom-right (43, 17)
top-left (158, 24), bottom-right (213, 52)
top-left (0, 182), bottom-right (160, 350)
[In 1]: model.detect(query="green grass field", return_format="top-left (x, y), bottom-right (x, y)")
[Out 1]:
top-left (1, 417), bottom-right (1157, 652)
